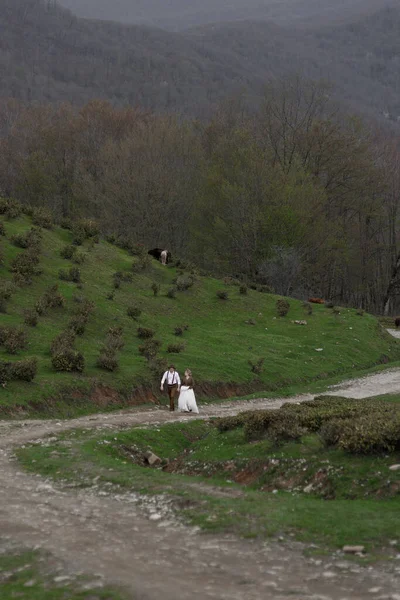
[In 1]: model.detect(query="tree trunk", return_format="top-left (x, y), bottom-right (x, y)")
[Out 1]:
top-left (383, 251), bottom-right (400, 315)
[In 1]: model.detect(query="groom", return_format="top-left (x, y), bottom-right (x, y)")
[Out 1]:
top-left (160, 365), bottom-right (181, 411)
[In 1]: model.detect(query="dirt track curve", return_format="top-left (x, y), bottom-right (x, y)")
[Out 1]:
top-left (1, 371), bottom-right (400, 600)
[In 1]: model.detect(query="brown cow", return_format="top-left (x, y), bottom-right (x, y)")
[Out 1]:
top-left (308, 298), bottom-right (325, 304)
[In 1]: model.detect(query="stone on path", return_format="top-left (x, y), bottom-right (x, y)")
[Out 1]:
top-left (144, 451), bottom-right (161, 466)
top-left (342, 546), bottom-right (365, 555)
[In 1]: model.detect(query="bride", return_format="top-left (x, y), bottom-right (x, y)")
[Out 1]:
top-left (178, 369), bottom-right (199, 414)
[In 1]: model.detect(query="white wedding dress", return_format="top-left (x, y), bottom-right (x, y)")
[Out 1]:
top-left (178, 386), bottom-right (199, 413)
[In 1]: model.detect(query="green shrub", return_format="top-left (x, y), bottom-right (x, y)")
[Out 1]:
top-left (11, 233), bottom-right (30, 249)
top-left (51, 330), bottom-right (76, 356)
top-left (356, 308), bottom-right (365, 316)
top-left (106, 291), bottom-right (115, 301)
top-left (11, 250), bottom-right (41, 282)
top-left (215, 414), bottom-right (248, 433)
top-left (72, 251), bottom-right (86, 265)
top-left (0, 360), bottom-right (11, 384)
top-left (248, 357), bottom-right (264, 375)
top-left (10, 358), bottom-right (38, 382)
top-left (132, 255), bottom-right (151, 272)
top-left (59, 267), bottom-right (81, 283)
top-left (239, 284), bottom-right (248, 295)
top-left (127, 305), bottom-right (142, 320)
top-left (0, 358), bottom-right (37, 383)
top-left (32, 207), bottom-right (53, 229)
top-left (151, 282), bottom-right (160, 297)
top-left (215, 395), bottom-right (400, 453)
top-left (338, 415), bottom-right (400, 454)
top-left (42, 284), bottom-right (65, 309)
top-left (0, 298), bottom-right (6, 313)
top-left (60, 217), bottom-right (73, 230)
top-left (139, 339), bottom-right (162, 360)
top-left (174, 325), bottom-right (189, 336)
top-left (60, 244), bottom-right (77, 260)
top-left (11, 228), bottom-right (42, 250)
top-left (167, 287), bottom-right (177, 299)
top-left (276, 298), bottom-right (290, 317)
top-left (303, 302), bottom-right (313, 316)
top-left (113, 277), bottom-right (121, 289)
top-left (106, 233), bottom-right (116, 244)
top-left (97, 351), bottom-right (119, 372)
top-left (71, 226), bottom-right (85, 246)
top-left (267, 415), bottom-right (305, 445)
top-left (21, 204), bottom-right (34, 217)
top-left (176, 276), bottom-right (194, 291)
top-left (0, 197), bottom-right (22, 219)
top-left (77, 299), bottom-right (95, 318)
top-left (130, 242), bottom-right (146, 257)
top-left (113, 271), bottom-right (133, 285)
top-left (137, 327), bottom-right (155, 339)
top-left (1, 327), bottom-right (28, 354)
top-left (175, 258), bottom-right (195, 271)
top-left (78, 218), bottom-right (99, 239)
top-left (0, 221), bottom-right (5, 236)
top-left (104, 333), bottom-right (124, 352)
top-left (325, 301), bottom-right (335, 309)
top-left (34, 298), bottom-right (47, 316)
top-left (108, 326), bottom-right (123, 338)
top-left (69, 316), bottom-right (87, 336)
top-left (216, 290), bottom-right (228, 300)
top-left (121, 272), bottom-right (133, 283)
top-left (167, 342), bottom-right (185, 354)
top-left (52, 350), bottom-right (85, 373)
top-left (223, 276), bottom-right (240, 286)
top-left (0, 281), bottom-right (14, 300)
top-left (23, 309), bottom-right (38, 327)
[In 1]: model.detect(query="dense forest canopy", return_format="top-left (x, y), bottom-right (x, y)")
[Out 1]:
top-left (0, 0), bottom-right (400, 121)
top-left (1, 80), bottom-right (400, 314)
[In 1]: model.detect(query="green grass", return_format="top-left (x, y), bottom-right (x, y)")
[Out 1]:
top-left (0, 549), bottom-right (125, 599)
top-left (17, 394), bottom-right (400, 556)
top-left (2, 213), bottom-right (400, 417)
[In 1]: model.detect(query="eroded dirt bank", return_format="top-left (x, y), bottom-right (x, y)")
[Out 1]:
top-left (1, 371), bottom-right (400, 599)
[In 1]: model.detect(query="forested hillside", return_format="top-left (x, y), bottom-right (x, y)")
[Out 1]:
top-left (57, 0), bottom-right (388, 31)
top-left (1, 207), bottom-right (399, 416)
top-left (2, 80), bottom-right (400, 314)
top-left (0, 0), bottom-right (400, 120)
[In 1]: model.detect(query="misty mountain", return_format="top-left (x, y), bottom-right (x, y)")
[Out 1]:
top-left (1, 0), bottom-right (400, 122)
top-left (57, 0), bottom-right (389, 31)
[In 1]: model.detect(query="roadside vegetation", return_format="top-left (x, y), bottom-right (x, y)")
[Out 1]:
top-left (17, 394), bottom-right (400, 557)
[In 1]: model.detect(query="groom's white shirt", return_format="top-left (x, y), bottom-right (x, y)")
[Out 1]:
top-left (161, 370), bottom-right (181, 386)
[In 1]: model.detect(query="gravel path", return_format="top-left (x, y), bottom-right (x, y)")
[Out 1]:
top-left (1, 371), bottom-right (400, 599)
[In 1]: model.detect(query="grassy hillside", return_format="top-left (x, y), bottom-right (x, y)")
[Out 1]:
top-left (1, 211), bottom-right (400, 416)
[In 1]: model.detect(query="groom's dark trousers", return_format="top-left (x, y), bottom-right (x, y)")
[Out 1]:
top-left (167, 384), bottom-right (178, 411)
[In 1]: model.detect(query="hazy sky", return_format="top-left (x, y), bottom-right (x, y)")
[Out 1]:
top-left (56, 0), bottom-right (388, 31)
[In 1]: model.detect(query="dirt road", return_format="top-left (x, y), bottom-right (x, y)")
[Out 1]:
top-left (1, 371), bottom-right (400, 600)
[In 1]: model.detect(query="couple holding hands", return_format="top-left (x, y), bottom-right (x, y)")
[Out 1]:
top-left (160, 365), bottom-right (199, 414)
